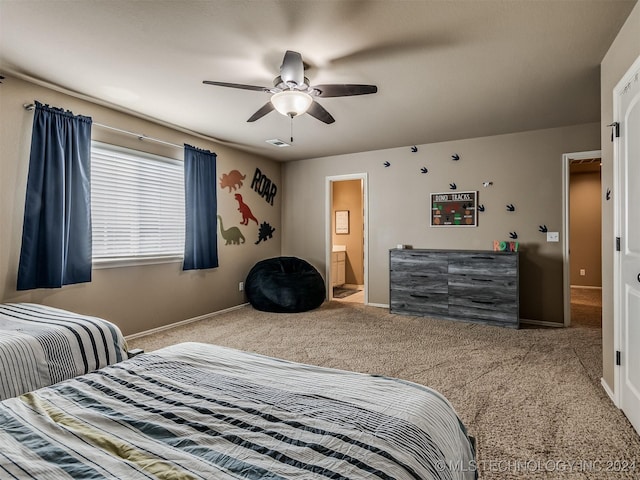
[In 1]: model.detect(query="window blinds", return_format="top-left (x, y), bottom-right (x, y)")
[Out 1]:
top-left (91, 142), bottom-right (185, 261)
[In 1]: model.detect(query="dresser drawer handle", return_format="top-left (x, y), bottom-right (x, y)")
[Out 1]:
top-left (472, 300), bottom-right (495, 305)
top-left (470, 256), bottom-right (495, 260)
top-left (410, 294), bottom-right (432, 299)
top-left (471, 278), bottom-right (492, 282)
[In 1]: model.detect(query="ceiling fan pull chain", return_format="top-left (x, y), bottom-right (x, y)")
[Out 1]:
top-left (290, 115), bottom-right (294, 144)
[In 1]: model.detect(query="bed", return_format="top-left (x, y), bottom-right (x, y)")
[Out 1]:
top-left (0, 303), bottom-right (128, 400)
top-left (0, 342), bottom-right (476, 479)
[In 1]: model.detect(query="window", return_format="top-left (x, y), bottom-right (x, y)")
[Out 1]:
top-left (91, 142), bottom-right (185, 267)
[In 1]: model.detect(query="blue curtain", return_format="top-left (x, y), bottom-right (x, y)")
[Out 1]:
top-left (17, 101), bottom-right (93, 290)
top-left (183, 144), bottom-right (218, 270)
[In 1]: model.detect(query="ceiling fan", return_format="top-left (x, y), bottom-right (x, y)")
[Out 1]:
top-left (203, 50), bottom-right (377, 124)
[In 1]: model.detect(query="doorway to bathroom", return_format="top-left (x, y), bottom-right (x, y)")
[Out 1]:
top-left (326, 174), bottom-right (367, 304)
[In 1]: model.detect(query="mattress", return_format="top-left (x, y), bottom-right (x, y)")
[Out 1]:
top-left (0, 303), bottom-right (128, 400)
top-left (0, 342), bottom-right (476, 479)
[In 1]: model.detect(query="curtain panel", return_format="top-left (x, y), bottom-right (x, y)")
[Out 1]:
top-left (183, 144), bottom-right (218, 270)
top-left (17, 101), bottom-right (93, 290)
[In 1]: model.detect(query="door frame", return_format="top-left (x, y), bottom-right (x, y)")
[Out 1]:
top-left (562, 149), bottom-right (602, 327)
top-left (325, 173), bottom-right (368, 303)
top-left (613, 53), bottom-right (640, 410)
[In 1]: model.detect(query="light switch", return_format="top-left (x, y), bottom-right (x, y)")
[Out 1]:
top-left (547, 232), bottom-right (559, 242)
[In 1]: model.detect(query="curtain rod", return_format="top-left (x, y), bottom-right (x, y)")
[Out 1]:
top-left (23, 103), bottom-right (183, 149)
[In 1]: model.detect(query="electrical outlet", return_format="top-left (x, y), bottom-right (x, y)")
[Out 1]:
top-left (238, 281), bottom-right (244, 291)
top-left (580, 269), bottom-right (586, 276)
top-left (546, 232), bottom-right (559, 242)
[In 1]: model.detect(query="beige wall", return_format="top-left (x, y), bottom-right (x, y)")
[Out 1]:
top-left (569, 166), bottom-right (602, 287)
top-left (283, 123), bottom-right (600, 321)
top-left (332, 180), bottom-right (364, 285)
top-left (0, 76), bottom-right (281, 336)
top-left (600, 2), bottom-right (640, 391)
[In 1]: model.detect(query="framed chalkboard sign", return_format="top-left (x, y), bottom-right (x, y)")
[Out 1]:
top-left (430, 191), bottom-right (478, 227)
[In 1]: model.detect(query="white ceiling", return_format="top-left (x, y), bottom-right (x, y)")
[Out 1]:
top-left (0, 0), bottom-right (636, 161)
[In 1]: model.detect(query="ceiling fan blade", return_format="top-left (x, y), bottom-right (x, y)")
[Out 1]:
top-left (247, 102), bottom-right (275, 122)
top-left (280, 50), bottom-right (305, 86)
top-left (306, 101), bottom-right (335, 124)
top-left (313, 84), bottom-right (378, 98)
top-left (203, 80), bottom-right (269, 92)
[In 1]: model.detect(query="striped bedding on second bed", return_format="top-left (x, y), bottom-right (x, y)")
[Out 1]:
top-left (0, 303), bottom-right (128, 400)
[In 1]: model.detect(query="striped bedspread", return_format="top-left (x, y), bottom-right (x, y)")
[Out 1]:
top-left (0, 303), bottom-right (127, 400)
top-left (0, 342), bottom-right (476, 479)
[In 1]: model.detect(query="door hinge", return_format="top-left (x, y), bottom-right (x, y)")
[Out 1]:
top-left (616, 350), bottom-right (621, 366)
top-left (607, 122), bottom-right (620, 141)
top-left (616, 237), bottom-right (621, 252)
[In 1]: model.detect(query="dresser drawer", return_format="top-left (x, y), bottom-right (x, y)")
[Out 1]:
top-left (448, 252), bottom-right (517, 276)
top-left (448, 302), bottom-right (519, 326)
top-left (390, 289), bottom-right (449, 317)
top-left (390, 250), bottom-right (448, 274)
top-left (448, 274), bottom-right (518, 295)
top-left (390, 270), bottom-right (448, 293)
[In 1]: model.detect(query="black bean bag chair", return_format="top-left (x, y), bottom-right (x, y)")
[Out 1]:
top-left (245, 257), bottom-right (326, 313)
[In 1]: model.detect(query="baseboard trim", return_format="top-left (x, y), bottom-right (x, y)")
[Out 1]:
top-left (520, 318), bottom-right (564, 328)
top-left (601, 378), bottom-right (618, 407)
top-left (570, 285), bottom-right (602, 290)
top-left (367, 302), bottom-right (389, 309)
top-left (125, 303), bottom-right (250, 341)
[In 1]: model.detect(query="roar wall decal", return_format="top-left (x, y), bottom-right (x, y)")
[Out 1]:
top-left (250, 168), bottom-right (278, 206)
top-left (219, 169), bottom-right (246, 192)
top-left (217, 215), bottom-right (245, 245)
top-left (234, 194), bottom-right (258, 225)
top-left (255, 222), bottom-right (276, 244)
top-left (494, 240), bottom-right (519, 252)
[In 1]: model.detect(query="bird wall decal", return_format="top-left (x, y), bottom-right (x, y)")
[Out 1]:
top-left (606, 188), bottom-right (611, 200)
top-left (421, 167), bottom-right (428, 174)
top-left (451, 154), bottom-right (460, 161)
top-left (383, 161), bottom-right (391, 167)
top-left (538, 225), bottom-right (548, 233)
top-left (509, 232), bottom-right (518, 239)
top-left (411, 146), bottom-right (418, 153)
top-left (506, 204), bottom-right (515, 212)
top-left (449, 183), bottom-right (457, 190)
top-left (478, 204), bottom-right (485, 212)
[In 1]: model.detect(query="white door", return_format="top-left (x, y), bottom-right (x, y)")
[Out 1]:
top-left (617, 55), bottom-right (640, 435)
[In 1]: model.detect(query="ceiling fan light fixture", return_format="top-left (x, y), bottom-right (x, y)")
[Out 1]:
top-left (270, 90), bottom-right (313, 117)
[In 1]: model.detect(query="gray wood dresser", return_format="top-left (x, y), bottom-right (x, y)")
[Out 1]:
top-left (389, 248), bottom-right (519, 328)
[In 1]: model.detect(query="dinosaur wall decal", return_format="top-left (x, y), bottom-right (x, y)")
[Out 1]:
top-left (234, 193), bottom-right (258, 225)
top-left (255, 222), bottom-right (275, 244)
top-left (217, 215), bottom-right (245, 245)
top-left (219, 169), bottom-right (246, 192)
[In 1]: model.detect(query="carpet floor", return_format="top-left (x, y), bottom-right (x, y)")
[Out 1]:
top-left (571, 287), bottom-right (602, 328)
top-left (129, 301), bottom-right (640, 479)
